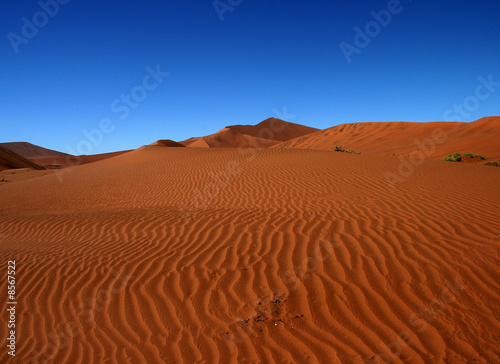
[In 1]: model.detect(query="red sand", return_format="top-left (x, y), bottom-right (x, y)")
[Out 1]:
top-left (0, 146), bottom-right (45, 171)
top-left (0, 143), bottom-right (499, 363)
top-left (0, 142), bottom-right (70, 159)
top-left (181, 118), bottom-right (319, 148)
top-left (273, 116), bottom-right (500, 160)
top-left (30, 150), bottom-right (133, 169)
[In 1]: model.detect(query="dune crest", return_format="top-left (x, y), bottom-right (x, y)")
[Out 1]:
top-left (0, 146), bottom-right (45, 171)
top-left (273, 116), bottom-right (500, 160)
top-left (180, 117), bottom-right (319, 148)
top-left (0, 141), bottom-right (70, 159)
top-left (151, 139), bottom-right (186, 147)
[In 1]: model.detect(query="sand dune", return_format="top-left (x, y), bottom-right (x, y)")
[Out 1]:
top-left (182, 137), bottom-right (211, 148)
top-left (0, 146), bottom-right (498, 363)
top-left (273, 116), bottom-right (500, 160)
top-left (0, 141), bottom-right (133, 169)
top-left (227, 118), bottom-right (319, 142)
top-left (0, 142), bottom-right (70, 159)
top-left (29, 150), bottom-right (133, 169)
top-left (151, 140), bottom-right (186, 147)
top-left (180, 118), bottom-right (319, 148)
top-left (0, 146), bottom-right (45, 171)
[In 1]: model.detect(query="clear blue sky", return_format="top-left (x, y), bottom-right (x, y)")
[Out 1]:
top-left (1, 0), bottom-right (499, 154)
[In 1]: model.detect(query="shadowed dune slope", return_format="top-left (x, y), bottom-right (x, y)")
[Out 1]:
top-left (150, 139), bottom-right (186, 147)
top-left (273, 116), bottom-right (500, 160)
top-left (228, 118), bottom-right (319, 142)
top-left (0, 146), bottom-right (45, 171)
top-left (203, 128), bottom-right (278, 148)
top-left (0, 147), bottom-right (499, 363)
top-left (29, 150), bottom-right (133, 169)
top-left (0, 141), bottom-right (70, 159)
top-left (180, 118), bottom-right (319, 148)
top-left (180, 136), bottom-right (209, 147)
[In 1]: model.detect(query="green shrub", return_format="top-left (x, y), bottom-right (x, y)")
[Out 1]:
top-left (485, 160), bottom-right (500, 167)
top-left (443, 153), bottom-right (487, 162)
top-left (442, 153), bottom-right (461, 162)
top-left (333, 145), bottom-right (361, 154)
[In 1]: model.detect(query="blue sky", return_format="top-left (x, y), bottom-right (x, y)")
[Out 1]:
top-left (1, 0), bottom-right (499, 154)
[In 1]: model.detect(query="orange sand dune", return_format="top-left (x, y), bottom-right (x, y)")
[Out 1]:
top-left (0, 146), bottom-right (45, 171)
top-left (31, 150), bottom-right (132, 169)
top-left (201, 127), bottom-right (278, 148)
top-left (182, 137), bottom-right (210, 148)
top-left (150, 139), bottom-right (186, 147)
top-left (180, 118), bottom-right (319, 148)
top-left (274, 116), bottom-right (500, 160)
top-left (0, 147), bottom-right (498, 363)
top-left (228, 118), bottom-right (319, 142)
top-left (0, 141), bottom-right (133, 169)
top-left (0, 141), bottom-right (70, 159)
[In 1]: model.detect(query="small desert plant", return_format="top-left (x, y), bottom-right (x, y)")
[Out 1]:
top-left (333, 146), bottom-right (361, 154)
top-left (442, 153), bottom-right (462, 162)
top-left (485, 160), bottom-right (500, 167)
top-left (442, 153), bottom-right (487, 162)
top-left (462, 153), bottom-right (486, 160)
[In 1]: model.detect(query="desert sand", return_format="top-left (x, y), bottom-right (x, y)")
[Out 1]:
top-left (0, 142), bottom-right (71, 160)
top-left (0, 147), bottom-right (45, 171)
top-left (0, 131), bottom-right (499, 363)
top-left (273, 116), bottom-right (500, 160)
top-left (28, 150), bottom-right (133, 170)
top-left (180, 118), bottom-right (319, 148)
top-left (0, 142), bottom-right (133, 171)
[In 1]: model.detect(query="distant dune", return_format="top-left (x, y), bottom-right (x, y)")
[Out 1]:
top-left (1, 118), bottom-right (499, 363)
top-left (0, 146), bottom-right (498, 363)
top-left (273, 116), bottom-right (500, 160)
top-left (151, 139), bottom-right (186, 147)
top-left (0, 141), bottom-right (70, 159)
top-left (180, 117), bottom-right (319, 148)
top-left (0, 146), bottom-right (45, 171)
top-left (31, 150), bottom-right (133, 169)
top-left (0, 142), bottom-right (133, 169)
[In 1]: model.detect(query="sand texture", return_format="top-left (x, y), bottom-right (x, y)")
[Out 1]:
top-left (0, 145), bottom-right (499, 363)
top-left (273, 117), bottom-right (500, 160)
